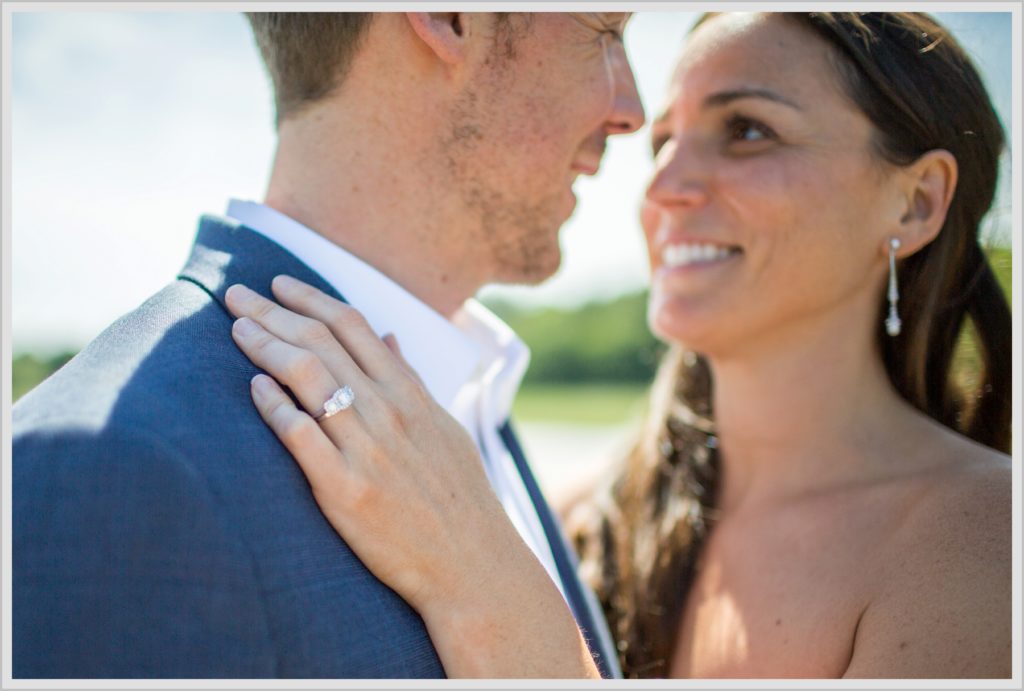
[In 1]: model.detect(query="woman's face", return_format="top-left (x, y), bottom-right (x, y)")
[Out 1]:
top-left (644, 13), bottom-right (905, 357)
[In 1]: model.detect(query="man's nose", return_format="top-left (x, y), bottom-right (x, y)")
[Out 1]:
top-left (606, 46), bottom-right (645, 136)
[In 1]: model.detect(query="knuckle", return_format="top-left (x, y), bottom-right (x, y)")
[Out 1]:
top-left (378, 401), bottom-right (406, 435)
top-left (346, 474), bottom-right (379, 511)
top-left (250, 295), bottom-right (276, 321)
top-left (260, 387), bottom-right (288, 418)
top-left (388, 376), bottom-right (430, 417)
top-left (400, 377), bottom-right (430, 405)
top-left (299, 319), bottom-right (333, 348)
top-left (249, 328), bottom-right (277, 355)
top-left (283, 350), bottom-right (321, 384)
top-left (332, 304), bottom-right (368, 332)
top-left (278, 412), bottom-right (314, 447)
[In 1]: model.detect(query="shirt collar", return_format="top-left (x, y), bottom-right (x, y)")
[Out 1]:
top-left (226, 199), bottom-right (492, 412)
top-left (454, 300), bottom-right (531, 423)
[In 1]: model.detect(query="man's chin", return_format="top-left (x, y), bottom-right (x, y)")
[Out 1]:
top-left (493, 251), bottom-right (563, 287)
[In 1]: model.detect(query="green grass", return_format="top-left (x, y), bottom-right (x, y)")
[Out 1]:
top-left (512, 383), bottom-right (650, 425)
top-left (988, 245), bottom-right (1011, 307)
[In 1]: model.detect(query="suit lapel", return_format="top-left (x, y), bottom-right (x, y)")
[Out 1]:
top-left (499, 421), bottom-right (622, 679)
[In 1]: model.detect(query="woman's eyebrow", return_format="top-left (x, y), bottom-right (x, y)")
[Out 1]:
top-left (650, 113), bottom-right (670, 155)
top-left (703, 87), bottom-right (802, 111)
top-left (648, 85), bottom-right (800, 154)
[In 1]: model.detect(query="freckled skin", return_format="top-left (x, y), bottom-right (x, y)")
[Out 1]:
top-left (440, 14), bottom-right (641, 286)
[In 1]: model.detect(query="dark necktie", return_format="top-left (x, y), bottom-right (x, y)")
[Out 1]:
top-left (498, 421), bottom-right (621, 679)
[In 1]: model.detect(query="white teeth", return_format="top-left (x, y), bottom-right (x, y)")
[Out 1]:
top-left (662, 243), bottom-right (737, 268)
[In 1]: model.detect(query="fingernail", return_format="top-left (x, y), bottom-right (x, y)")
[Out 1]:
top-left (273, 275), bottom-right (299, 291)
top-left (251, 374), bottom-right (273, 400)
top-left (234, 317), bottom-right (259, 336)
top-left (227, 284), bottom-right (255, 304)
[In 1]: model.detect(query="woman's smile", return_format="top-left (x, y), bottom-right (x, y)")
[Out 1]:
top-left (654, 240), bottom-right (744, 292)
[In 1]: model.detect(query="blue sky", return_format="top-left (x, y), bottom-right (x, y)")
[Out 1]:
top-left (9, 10), bottom-right (1015, 353)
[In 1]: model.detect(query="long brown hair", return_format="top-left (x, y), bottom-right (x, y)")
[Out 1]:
top-left (570, 12), bottom-right (1011, 678)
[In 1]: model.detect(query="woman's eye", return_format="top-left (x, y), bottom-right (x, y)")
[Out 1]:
top-left (726, 115), bottom-right (775, 143)
top-left (651, 135), bottom-right (669, 157)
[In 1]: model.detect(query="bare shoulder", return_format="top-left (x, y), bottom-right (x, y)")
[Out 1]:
top-left (844, 431), bottom-right (1012, 678)
top-left (901, 432), bottom-right (1011, 556)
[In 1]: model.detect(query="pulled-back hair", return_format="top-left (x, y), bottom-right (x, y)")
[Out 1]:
top-left (571, 12), bottom-right (1010, 678)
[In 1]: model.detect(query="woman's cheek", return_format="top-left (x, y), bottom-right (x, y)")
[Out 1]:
top-left (640, 199), bottom-right (661, 265)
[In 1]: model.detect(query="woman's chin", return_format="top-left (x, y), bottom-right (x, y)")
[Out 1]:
top-left (647, 297), bottom-right (721, 353)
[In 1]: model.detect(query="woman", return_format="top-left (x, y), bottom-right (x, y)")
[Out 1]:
top-left (225, 12), bottom-right (1011, 678)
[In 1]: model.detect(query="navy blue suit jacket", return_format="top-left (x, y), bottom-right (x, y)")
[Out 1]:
top-left (14, 216), bottom-right (619, 679)
top-left (13, 218), bottom-right (449, 677)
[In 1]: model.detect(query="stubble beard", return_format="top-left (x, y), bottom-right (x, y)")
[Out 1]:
top-left (445, 134), bottom-right (564, 287)
top-left (437, 22), bottom-right (565, 287)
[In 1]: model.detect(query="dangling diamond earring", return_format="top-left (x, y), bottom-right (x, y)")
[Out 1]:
top-left (885, 237), bottom-right (902, 337)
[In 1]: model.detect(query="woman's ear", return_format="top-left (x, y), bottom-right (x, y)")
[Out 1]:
top-left (405, 13), bottom-right (469, 65)
top-left (893, 149), bottom-right (958, 256)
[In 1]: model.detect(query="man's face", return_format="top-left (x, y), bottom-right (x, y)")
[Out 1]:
top-left (440, 13), bottom-right (645, 286)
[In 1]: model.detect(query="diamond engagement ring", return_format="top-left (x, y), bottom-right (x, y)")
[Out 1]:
top-left (314, 385), bottom-right (355, 421)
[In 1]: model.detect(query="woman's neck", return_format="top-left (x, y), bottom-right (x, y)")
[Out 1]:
top-left (708, 307), bottom-right (915, 515)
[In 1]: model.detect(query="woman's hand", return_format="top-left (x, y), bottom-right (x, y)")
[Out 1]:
top-left (224, 275), bottom-right (598, 678)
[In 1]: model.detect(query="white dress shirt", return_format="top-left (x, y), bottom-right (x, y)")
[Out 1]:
top-left (224, 200), bottom-right (566, 603)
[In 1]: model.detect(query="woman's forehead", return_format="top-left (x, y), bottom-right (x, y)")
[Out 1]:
top-left (670, 14), bottom-right (837, 99)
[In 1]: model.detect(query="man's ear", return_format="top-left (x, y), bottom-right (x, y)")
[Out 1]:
top-left (405, 13), bottom-right (470, 65)
top-left (892, 149), bottom-right (958, 256)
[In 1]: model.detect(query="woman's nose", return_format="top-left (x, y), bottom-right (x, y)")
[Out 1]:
top-left (644, 138), bottom-right (711, 209)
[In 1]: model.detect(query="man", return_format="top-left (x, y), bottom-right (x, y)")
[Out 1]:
top-left (13, 12), bottom-right (643, 678)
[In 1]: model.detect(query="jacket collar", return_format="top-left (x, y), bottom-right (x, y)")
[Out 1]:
top-left (177, 214), bottom-right (348, 316)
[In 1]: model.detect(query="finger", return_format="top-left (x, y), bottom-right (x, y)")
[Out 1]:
top-left (250, 373), bottom-right (350, 494)
top-left (232, 315), bottom-right (343, 421)
top-left (226, 283), bottom-right (374, 395)
top-left (232, 315), bottom-right (388, 453)
top-left (270, 275), bottom-right (403, 386)
top-left (382, 333), bottom-right (427, 389)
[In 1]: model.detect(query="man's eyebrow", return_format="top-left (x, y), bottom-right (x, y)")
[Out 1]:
top-left (703, 87), bottom-right (801, 110)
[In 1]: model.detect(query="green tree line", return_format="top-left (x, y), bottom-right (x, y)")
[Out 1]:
top-left (12, 351), bottom-right (77, 402)
top-left (486, 291), bottom-right (666, 385)
top-left (10, 247), bottom-right (1012, 403)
